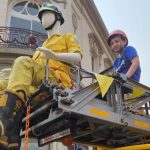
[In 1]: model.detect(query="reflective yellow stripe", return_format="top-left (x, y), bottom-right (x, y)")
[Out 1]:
top-left (134, 120), bottom-right (149, 129)
top-left (112, 144), bottom-right (150, 150)
top-left (0, 137), bottom-right (8, 147)
top-left (0, 94), bottom-right (8, 107)
top-left (90, 108), bottom-right (110, 118)
top-left (8, 143), bottom-right (19, 148)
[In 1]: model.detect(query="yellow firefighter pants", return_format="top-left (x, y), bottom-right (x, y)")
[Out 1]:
top-left (0, 79), bottom-right (36, 97)
top-left (6, 56), bottom-right (45, 100)
top-left (0, 80), bottom-right (8, 99)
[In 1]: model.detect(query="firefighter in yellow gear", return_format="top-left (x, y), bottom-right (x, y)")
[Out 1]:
top-left (0, 2), bottom-right (82, 150)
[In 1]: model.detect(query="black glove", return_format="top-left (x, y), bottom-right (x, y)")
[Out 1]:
top-left (113, 72), bottom-right (127, 81)
top-left (118, 73), bottom-right (127, 81)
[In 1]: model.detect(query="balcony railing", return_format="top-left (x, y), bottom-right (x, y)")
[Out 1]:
top-left (0, 26), bottom-right (47, 51)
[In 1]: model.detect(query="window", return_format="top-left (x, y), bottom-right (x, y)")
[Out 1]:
top-left (10, 16), bottom-right (46, 34)
top-left (9, 0), bottom-right (46, 35)
top-left (13, 1), bottom-right (26, 12)
top-left (12, 1), bottom-right (39, 16)
top-left (11, 16), bottom-right (30, 30)
top-left (6, 0), bottom-right (47, 49)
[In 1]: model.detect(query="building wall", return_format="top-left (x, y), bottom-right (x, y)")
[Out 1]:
top-left (0, 0), bottom-right (9, 26)
top-left (0, 0), bottom-right (114, 150)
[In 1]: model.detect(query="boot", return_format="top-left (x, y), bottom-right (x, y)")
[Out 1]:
top-left (0, 91), bottom-right (24, 150)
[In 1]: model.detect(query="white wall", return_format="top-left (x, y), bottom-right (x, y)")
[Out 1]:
top-left (0, 0), bottom-right (9, 26)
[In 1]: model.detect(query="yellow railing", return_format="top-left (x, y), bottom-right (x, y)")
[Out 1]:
top-left (97, 144), bottom-right (150, 150)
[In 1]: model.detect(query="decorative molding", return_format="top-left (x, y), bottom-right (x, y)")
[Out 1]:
top-left (12, 1), bottom-right (41, 16)
top-left (88, 33), bottom-right (104, 72)
top-left (73, 0), bottom-right (83, 13)
top-left (88, 33), bottom-right (103, 56)
top-left (30, 0), bottom-right (67, 8)
top-left (104, 57), bottom-right (112, 68)
top-left (81, 0), bottom-right (115, 60)
top-left (72, 13), bottom-right (78, 33)
top-left (52, 0), bottom-right (67, 9)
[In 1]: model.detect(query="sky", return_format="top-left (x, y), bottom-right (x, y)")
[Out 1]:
top-left (94, 0), bottom-right (150, 87)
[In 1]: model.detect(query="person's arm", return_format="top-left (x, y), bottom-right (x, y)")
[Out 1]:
top-left (37, 47), bottom-right (81, 64)
top-left (126, 56), bottom-right (140, 78)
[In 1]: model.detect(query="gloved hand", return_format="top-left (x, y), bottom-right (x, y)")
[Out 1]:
top-left (113, 72), bottom-right (127, 81)
top-left (119, 73), bottom-right (127, 81)
top-left (37, 47), bottom-right (56, 59)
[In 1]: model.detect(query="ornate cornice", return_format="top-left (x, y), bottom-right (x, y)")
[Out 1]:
top-left (88, 33), bottom-right (103, 55)
top-left (80, 0), bottom-right (115, 60)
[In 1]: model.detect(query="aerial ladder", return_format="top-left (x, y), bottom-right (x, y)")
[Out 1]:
top-left (20, 64), bottom-right (150, 150)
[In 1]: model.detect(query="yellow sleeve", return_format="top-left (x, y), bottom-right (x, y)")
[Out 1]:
top-left (32, 50), bottom-right (46, 67)
top-left (66, 33), bottom-right (83, 57)
top-left (32, 50), bottom-right (41, 60)
top-left (32, 39), bottom-right (48, 60)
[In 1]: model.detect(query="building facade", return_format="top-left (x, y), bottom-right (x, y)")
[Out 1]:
top-left (0, 0), bottom-right (114, 149)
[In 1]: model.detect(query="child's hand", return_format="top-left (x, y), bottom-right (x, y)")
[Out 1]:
top-left (36, 47), bottom-right (56, 59)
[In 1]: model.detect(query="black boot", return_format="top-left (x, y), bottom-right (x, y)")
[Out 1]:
top-left (0, 91), bottom-right (24, 150)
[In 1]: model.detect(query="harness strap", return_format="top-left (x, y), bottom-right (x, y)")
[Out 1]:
top-left (24, 104), bottom-right (31, 150)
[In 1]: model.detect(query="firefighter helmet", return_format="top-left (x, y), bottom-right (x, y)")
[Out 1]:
top-left (107, 30), bottom-right (128, 46)
top-left (38, 2), bottom-right (64, 25)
